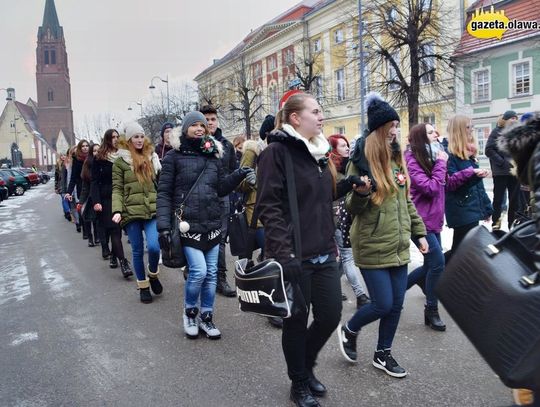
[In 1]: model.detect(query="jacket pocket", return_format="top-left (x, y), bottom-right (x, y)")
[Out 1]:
top-left (370, 211), bottom-right (385, 237)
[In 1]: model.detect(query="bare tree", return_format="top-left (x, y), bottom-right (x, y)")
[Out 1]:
top-left (75, 113), bottom-right (118, 143)
top-left (339, 0), bottom-right (458, 128)
top-left (226, 55), bottom-right (264, 139)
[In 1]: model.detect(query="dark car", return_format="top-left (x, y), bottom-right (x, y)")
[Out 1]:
top-left (38, 171), bottom-right (50, 184)
top-left (0, 170), bottom-right (29, 196)
top-left (0, 177), bottom-right (8, 202)
top-left (14, 168), bottom-right (40, 186)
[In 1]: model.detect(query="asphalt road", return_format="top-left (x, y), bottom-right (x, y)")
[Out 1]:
top-left (0, 183), bottom-right (512, 407)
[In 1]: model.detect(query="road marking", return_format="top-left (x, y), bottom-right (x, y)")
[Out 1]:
top-left (10, 332), bottom-right (39, 346)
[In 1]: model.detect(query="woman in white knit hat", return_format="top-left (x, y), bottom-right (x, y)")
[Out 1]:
top-left (112, 122), bottom-right (162, 304)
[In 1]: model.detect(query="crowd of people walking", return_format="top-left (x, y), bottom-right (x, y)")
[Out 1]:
top-left (53, 94), bottom-right (538, 407)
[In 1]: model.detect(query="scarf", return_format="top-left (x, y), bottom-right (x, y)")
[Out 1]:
top-left (426, 141), bottom-right (443, 161)
top-left (106, 150), bottom-right (120, 163)
top-left (282, 123), bottom-right (330, 162)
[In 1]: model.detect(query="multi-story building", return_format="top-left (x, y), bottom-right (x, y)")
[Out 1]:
top-left (454, 0), bottom-right (540, 156)
top-left (194, 0), bottom-right (465, 141)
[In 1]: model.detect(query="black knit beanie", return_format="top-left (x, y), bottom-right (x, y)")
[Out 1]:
top-left (259, 115), bottom-right (275, 140)
top-left (160, 122), bottom-right (174, 139)
top-left (365, 92), bottom-right (400, 133)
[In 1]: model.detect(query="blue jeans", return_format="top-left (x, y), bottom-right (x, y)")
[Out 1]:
top-left (347, 265), bottom-right (408, 350)
top-left (125, 219), bottom-right (160, 281)
top-left (407, 232), bottom-right (445, 307)
top-left (61, 195), bottom-right (70, 213)
top-left (335, 229), bottom-right (366, 297)
top-left (184, 244), bottom-right (219, 313)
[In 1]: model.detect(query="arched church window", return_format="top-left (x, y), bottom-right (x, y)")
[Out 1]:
top-left (48, 89), bottom-right (54, 102)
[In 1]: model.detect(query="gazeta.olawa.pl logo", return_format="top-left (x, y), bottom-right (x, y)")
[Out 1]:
top-left (467, 5), bottom-right (539, 40)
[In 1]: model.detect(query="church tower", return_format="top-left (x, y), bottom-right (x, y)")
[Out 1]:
top-left (36, 0), bottom-right (74, 149)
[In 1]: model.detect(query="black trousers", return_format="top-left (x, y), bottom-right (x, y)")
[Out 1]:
top-left (282, 257), bottom-right (342, 383)
top-left (492, 175), bottom-right (521, 228)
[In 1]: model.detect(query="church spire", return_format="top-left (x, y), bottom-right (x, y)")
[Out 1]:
top-left (38, 0), bottom-right (63, 40)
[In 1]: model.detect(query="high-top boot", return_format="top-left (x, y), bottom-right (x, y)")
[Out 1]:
top-left (424, 305), bottom-right (446, 331)
top-left (87, 234), bottom-right (95, 247)
top-left (109, 256), bottom-right (118, 269)
top-left (216, 270), bottom-right (235, 297)
top-left (120, 258), bottom-right (133, 278)
top-left (148, 265), bottom-right (163, 295)
top-left (290, 380), bottom-right (320, 407)
top-left (137, 279), bottom-right (152, 304)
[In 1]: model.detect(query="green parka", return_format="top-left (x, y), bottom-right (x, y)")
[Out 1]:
top-left (238, 140), bottom-right (263, 228)
top-left (112, 149), bottom-right (161, 227)
top-left (346, 158), bottom-right (426, 269)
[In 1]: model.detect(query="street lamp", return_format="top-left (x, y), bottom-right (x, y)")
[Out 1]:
top-left (358, 0), bottom-right (366, 134)
top-left (127, 100), bottom-right (143, 117)
top-left (149, 74), bottom-right (170, 118)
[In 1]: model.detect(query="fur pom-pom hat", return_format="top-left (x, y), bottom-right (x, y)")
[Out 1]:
top-left (365, 92), bottom-right (400, 134)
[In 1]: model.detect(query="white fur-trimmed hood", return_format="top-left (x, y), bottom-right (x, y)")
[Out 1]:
top-left (169, 126), bottom-right (224, 158)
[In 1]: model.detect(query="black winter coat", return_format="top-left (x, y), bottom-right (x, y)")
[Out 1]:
top-left (485, 126), bottom-right (512, 176)
top-left (67, 156), bottom-right (85, 196)
top-left (156, 135), bottom-right (245, 234)
top-left (256, 129), bottom-right (348, 263)
top-left (213, 128), bottom-right (238, 176)
top-left (90, 159), bottom-right (115, 229)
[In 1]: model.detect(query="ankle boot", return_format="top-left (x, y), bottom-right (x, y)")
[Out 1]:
top-left (93, 232), bottom-right (100, 245)
top-left (138, 279), bottom-right (152, 304)
top-left (424, 305), bottom-right (446, 331)
top-left (307, 369), bottom-right (326, 397)
top-left (109, 256), bottom-right (118, 269)
top-left (216, 270), bottom-right (235, 297)
top-left (102, 246), bottom-right (111, 260)
top-left (148, 265), bottom-right (163, 295)
top-left (290, 381), bottom-right (320, 407)
top-left (120, 258), bottom-right (133, 278)
top-left (88, 235), bottom-right (95, 247)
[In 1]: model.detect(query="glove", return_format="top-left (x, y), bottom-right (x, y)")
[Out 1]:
top-left (245, 170), bottom-right (256, 186)
top-left (158, 230), bottom-right (171, 255)
top-left (76, 203), bottom-right (82, 212)
top-left (281, 258), bottom-right (302, 283)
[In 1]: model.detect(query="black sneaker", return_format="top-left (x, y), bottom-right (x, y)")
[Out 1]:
top-left (372, 349), bottom-right (407, 378)
top-left (109, 256), bottom-right (118, 269)
top-left (337, 323), bottom-right (358, 363)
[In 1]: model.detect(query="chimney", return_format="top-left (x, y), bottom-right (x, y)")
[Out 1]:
top-left (6, 87), bottom-right (15, 101)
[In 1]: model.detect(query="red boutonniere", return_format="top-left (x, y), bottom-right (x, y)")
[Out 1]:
top-left (394, 168), bottom-right (407, 187)
top-left (200, 136), bottom-right (216, 154)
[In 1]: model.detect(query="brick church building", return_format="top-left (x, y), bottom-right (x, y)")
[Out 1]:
top-left (0, 0), bottom-right (74, 168)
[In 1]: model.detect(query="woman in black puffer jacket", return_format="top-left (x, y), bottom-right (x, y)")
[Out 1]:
top-left (156, 112), bottom-right (253, 340)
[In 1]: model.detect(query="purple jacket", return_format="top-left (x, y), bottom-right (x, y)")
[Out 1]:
top-left (405, 151), bottom-right (447, 233)
top-left (405, 150), bottom-right (475, 233)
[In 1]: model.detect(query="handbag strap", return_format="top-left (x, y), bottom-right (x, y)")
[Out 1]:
top-left (175, 160), bottom-right (209, 217)
top-left (248, 145), bottom-right (302, 259)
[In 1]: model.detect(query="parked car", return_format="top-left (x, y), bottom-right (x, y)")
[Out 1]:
top-left (38, 171), bottom-right (50, 184)
top-left (0, 177), bottom-right (8, 202)
top-left (14, 168), bottom-right (40, 186)
top-left (0, 170), bottom-right (29, 196)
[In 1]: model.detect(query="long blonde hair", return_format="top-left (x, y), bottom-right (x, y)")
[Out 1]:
top-left (274, 92), bottom-right (337, 195)
top-left (365, 122), bottom-right (408, 206)
top-left (447, 114), bottom-right (475, 160)
top-left (120, 137), bottom-right (155, 185)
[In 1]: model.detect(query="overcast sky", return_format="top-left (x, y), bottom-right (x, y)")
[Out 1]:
top-left (1, 0), bottom-right (300, 129)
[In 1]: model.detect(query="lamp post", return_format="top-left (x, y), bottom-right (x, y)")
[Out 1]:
top-left (127, 100), bottom-right (143, 117)
top-left (149, 74), bottom-right (170, 118)
top-left (358, 0), bottom-right (366, 134)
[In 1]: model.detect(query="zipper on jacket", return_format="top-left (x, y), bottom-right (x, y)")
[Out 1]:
top-left (318, 166), bottom-right (322, 178)
top-left (396, 190), bottom-right (403, 264)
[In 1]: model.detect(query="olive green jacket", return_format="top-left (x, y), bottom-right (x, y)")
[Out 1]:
top-left (111, 149), bottom-right (161, 227)
top-left (238, 140), bottom-right (263, 228)
top-left (345, 161), bottom-right (426, 269)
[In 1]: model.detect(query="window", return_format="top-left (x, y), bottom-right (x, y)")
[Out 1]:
top-left (423, 114), bottom-right (435, 126)
top-left (47, 89), bottom-right (54, 102)
top-left (473, 68), bottom-right (490, 102)
top-left (335, 69), bottom-right (345, 101)
top-left (254, 92), bottom-right (263, 120)
top-left (335, 126), bottom-right (346, 135)
top-left (315, 76), bottom-right (323, 101)
top-left (420, 42), bottom-right (435, 84)
top-left (474, 125), bottom-right (491, 155)
top-left (44, 50), bottom-right (49, 64)
top-left (267, 55), bottom-right (277, 71)
top-left (269, 85), bottom-right (279, 114)
top-left (50, 50), bottom-right (56, 64)
top-left (334, 29), bottom-right (344, 44)
top-left (313, 38), bottom-right (322, 53)
top-left (253, 63), bottom-right (262, 78)
top-left (284, 49), bottom-right (294, 66)
top-left (512, 60), bottom-right (531, 96)
top-left (388, 52), bottom-right (400, 91)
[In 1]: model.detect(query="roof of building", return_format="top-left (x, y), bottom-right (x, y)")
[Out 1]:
top-left (194, 0), bottom-right (332, 81)
top-left (38, 0), bottom-right (63, 40)
top-left (454, 0), bottom-right (540, 57)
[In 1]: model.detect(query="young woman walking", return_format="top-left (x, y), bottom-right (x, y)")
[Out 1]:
top-left (156, 112), bottom-right (253, 339)
top-left (78, 143), bottom-right (100, 247)
top-left (65, 140), bottom-right (91, 238)
top-left (337, 93), bottom-right (428, 378)
top-left (112, 123), bottom-right (161, 302)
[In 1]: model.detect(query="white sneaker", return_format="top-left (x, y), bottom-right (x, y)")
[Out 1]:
top-left (199, 312), bottom-right (221, 340)
top-left (183, 313), bottom-right (199, 339)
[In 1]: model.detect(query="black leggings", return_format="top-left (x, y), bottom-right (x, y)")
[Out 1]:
top-left (282, 257), bottom-right (342, 383)
top-left (492, 175), bottom-right (521, 228)
top-left (98, 222), bottom-right (125, 260)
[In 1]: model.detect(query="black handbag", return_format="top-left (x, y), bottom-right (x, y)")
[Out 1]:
top-left (436, 221), bottom-right (540, 389)
top-left (234, 148), bottom-right (305, 319)
top-left (160, 162), bottom-right (208, 269)
top-left (228, 196), bottom-right (252, 257)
